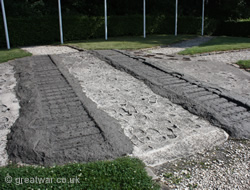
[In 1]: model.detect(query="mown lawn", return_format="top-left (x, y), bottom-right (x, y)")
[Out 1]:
top-left (68, 35), bottom-right (196, 50)
top-left (236, 60), bottom-right (250, 69)
top-left (0, 48), bottom-right (32, 63)
top-left (179, 36), bottom-right (250, 55)
top-left (0, 157), bottom-right (160, 190)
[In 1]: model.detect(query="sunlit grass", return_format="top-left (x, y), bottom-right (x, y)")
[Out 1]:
top-left (0, 48), bottom-right (31, 63)
top-left (236, 60), bottom-right (250, 69)
top-left (68, 35), bottom-right (196, 50)
top-left (179, 36), bottom-right (250, 55)
top-left (0, 157), bottom-right (160, 189)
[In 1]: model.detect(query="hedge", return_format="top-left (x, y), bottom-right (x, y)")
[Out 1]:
top-left (215, 21), bottom-right (250, 37)
top-left (0, 14), bottom-right (219, 47)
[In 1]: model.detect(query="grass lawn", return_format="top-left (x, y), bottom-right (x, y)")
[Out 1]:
top-left (0, 48), bottom-right (32, 63)
top-left (179, 36), bottom-right (250, 55)
top-left (0, 157), bottom-right (160, 190)
top-left (236, 60), bottom-right (250, 69)
top-left (68, 35), bottom-right (196, 50)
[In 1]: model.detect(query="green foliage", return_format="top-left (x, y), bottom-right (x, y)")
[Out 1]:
top-left (215, 21), bottom-right (250, 37)
top-left (0, 157), bottom-right (160, 190)
top-left (0, 48), bottom-right (31, 63)
top-left (236, 60), bottom-right (250, 69)
top-left (0, 15), bottom-right (217, 47)
top-left (179, 36), bottom-right (250, 55)
top-left (163, 172), bottom-right (182, 185)
top-left (206, 0), bottom-right (250, 20)
top-left (3, 0), bottom-right (250, 21)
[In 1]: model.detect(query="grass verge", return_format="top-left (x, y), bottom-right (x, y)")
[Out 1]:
top-left (68, 35), bottom-right (196, 50)
top-left (179, 36), bottom-right (250, 55)
top-left (0, 157), bottom-right (160, 190)
top-left (0, 48), bottom-right (32, 63)
top-left (236, 60), bottom-right (250, 69)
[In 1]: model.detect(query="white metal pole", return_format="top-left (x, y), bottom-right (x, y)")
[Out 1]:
top-left (175, 0), bottom-right (178, 36)
top-left (58, 0), bottom-right (63, 44)
top-left (105, 0), bottom-right (108, 40)
top-left (1, 0), bottom-right (10, 49)
top-left (202, 0), bottom-right (205, 36)
top-left (143, 0), bottom-right (146, 38)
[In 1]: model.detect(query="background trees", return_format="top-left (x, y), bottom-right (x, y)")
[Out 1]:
top-left (2, 0), bottom-right (250, 20)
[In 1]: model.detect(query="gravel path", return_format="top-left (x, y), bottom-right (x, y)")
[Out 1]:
top-left (154, 139), bottom-right (249, 190)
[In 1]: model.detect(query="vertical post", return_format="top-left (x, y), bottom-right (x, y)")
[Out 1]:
top-left (175, 0), bottom-right (178, 36)
top-left (202, 0), bottom-right (205, 36)
top-left (143, 0), bottom-right (146, 38)
top-left (105, 0), bottom-right (108, 40)
top-left (1, 0), bottom-right (10, 49)
top-left (58, 0), bottom-right (63, 44)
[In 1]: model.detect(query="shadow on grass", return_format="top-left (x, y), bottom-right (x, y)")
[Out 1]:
top-left (199, 36), bottom-right (250, 47)
top-left (68, 35), bottom-right (196, 50)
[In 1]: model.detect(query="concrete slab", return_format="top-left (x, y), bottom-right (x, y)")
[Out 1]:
top-left (52, 52), bottom-right (228, 167)
top-left (0, 63), bottom-right (20, 166)
top-left (6, 56), bottom-right (132, 166)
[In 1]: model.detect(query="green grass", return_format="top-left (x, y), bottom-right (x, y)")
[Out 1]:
top-left (163, 172), bottom-right (182, 185)
top-left (0, 48), bottom-right (32, 63)
top-left (236, 60), bottom-right (250, 69)
top-left (237, 18), bottom-right (250, 22)
top-left (0, 157), bottom-right (160, 190)
top-left (68, 35), bottom-right (196, 50)
top-left (179, 36), bottom-right (250, 55)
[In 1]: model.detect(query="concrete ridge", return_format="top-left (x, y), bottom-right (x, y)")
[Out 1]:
top-left (91, 50), bottom-right (250, 139)
top-left (7, 55), bottom-right (133, 166)
top-left (49, 54), bottom-right (133, 155)
top-left (118, 50), bottom-right (250, 109)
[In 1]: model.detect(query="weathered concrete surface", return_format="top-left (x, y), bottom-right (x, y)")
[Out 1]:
top-left (93, 50), bottom-right (250, 139)
top-left (7, 55), bottom-right (132, 166)
top-left (21, 45), bottom-right (78, 55)
top-left (133, 49), bottom-right (250, 97)
top-left (52, 52), bottom-right (228, 166)
top-left (0, 63), bottom-right (20, 166)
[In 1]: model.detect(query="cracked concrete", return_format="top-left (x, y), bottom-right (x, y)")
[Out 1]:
top-left (93, 50), bottom-right (250, 139)
top-left (132, 44), bottom-right (250, 98)
top-left (0, 63), bottom-right (20, 167)
top-left (52, 51), bottom-right (228, 166)
top-left (6, 55), bottom-right (132, 166)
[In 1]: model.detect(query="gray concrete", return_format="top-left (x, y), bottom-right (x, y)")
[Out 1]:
top-left (53, 51), bottom-right (228, 166)
top-left (7, 55), bottom-right (132, 166)
top-left (133, 40), bottom-right (250, 98)
top-left (93, 50), bottom-right (250, 139)
top-left (136, 53), bottom-right (250, 98)
top-left (0, 63), bottom-right (20, 166)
